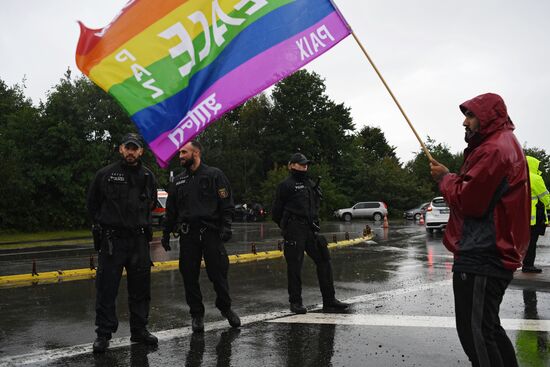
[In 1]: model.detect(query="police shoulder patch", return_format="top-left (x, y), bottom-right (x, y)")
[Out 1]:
top-left (218, 188), bottom-right (229, 199)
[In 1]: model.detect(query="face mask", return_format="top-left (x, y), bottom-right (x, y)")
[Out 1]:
top-left (291, 169), bottom-right (307, 180)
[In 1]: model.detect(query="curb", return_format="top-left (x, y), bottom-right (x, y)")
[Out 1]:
top-left (0, 234), bottom-right (374, 288)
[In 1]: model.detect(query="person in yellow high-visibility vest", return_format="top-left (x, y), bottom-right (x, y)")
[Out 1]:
top-left (523, 156), bottom-right (550, 273)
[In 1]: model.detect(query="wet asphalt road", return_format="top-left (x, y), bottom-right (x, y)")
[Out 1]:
top-left (0, 221), bottom-right (366, 276)
top-left (0, 221), bottom-right (549, 366)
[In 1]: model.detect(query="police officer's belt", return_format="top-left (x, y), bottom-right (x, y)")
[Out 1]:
top-left (288, 214), bottom-right (310, 225)
top-left (102, 226), bottom-right (147, 238)
top-left (175, 221), bottom-right (218, 235)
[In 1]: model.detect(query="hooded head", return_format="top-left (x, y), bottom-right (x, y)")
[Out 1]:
top-left (526, 155), bottom-right (542, 175)
top-left (459, 93), bottom-right (514, 146)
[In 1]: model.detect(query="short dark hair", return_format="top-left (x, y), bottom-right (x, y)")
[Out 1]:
top-left (189, 140), bottom-right (202, 153)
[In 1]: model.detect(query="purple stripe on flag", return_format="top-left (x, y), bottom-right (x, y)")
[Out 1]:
top-left (150, 11), bottom-right (350, 167)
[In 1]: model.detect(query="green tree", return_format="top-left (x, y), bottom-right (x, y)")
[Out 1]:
top-left (28, 71), bottom-right (138, 229)
top-left (264, 70), bottom-right (354, 170)
top-left (342, 125), bottom-right (432, 214)
top-left (0, 80), bottom-right (39, 230)
top-left (406, 137), bottom-right (463, 196)
top-left (197, 96), bottom-right (272, 204)
top-left (259, 166), bottom-right (289, 212)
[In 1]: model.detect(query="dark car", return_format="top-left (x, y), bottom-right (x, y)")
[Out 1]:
top-left (403, 202), bottom-right (430, 220)
top-left (233, 203), bottom-right (267, 222)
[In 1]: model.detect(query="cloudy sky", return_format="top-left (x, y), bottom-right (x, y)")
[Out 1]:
top-left (1, 0), bottom-right (549, 163)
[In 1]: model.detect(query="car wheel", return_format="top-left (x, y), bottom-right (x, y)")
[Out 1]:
top-left (414, 213), bottom-right (421, 221)
top-left (343, 213), bottom-right (352, 222)
top-left (373, 213), bottom-right (383, 221)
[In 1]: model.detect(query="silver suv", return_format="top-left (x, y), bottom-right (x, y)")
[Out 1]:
top-left (334, 201), bottom-right (388, 222)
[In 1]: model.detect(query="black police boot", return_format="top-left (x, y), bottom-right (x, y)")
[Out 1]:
top-left (323, 299), bottom-right (350, 313)
top-left (192, 316), bottom-right (204, 333)
top-left (92, 335), bottom-right (110, 353)
top-left (290, 303), bottom-right (307, 314)
top-left (130, 329), bottom-right (158, 345)
top-left (522, 266), bottom-right (543, 273)
top-left (221, 309), bottom-right (241, 328)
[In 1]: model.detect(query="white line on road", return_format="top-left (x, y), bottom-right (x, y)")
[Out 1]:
top-left (0, 279), bottom-right (455, 366)
top-left (268, 313), bottom-right (550, 332)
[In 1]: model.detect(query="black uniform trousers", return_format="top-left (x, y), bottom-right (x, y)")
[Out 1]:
top-left (95, 233), bottom-right (151, 337)
top-left (283, 220), bottom-right (335, 305)
top-left (523, 226), bottom-right (540, 267)
top-left (453, 272), bottom-right (518, 367)
top-left (178, 228), bottom-right (231, 316)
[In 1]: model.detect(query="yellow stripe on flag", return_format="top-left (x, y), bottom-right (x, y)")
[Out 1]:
top-left (89, 0), bottom-right (243, 92)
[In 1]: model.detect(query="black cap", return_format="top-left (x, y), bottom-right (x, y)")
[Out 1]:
top-left (121, 133), bottom-right (143, 148)
top-left (289, 153), bottom-right (311, 165)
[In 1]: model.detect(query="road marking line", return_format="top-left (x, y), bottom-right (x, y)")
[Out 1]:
top-left (0, 278), bottom-right (446, 365)
top-left (343, 279), bottom-right (451, 304)
top-left (268, 313), bottom-right (550, 332)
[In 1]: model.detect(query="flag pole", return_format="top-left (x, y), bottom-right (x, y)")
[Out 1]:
top-left (329, 1), bottom-right (433, 161)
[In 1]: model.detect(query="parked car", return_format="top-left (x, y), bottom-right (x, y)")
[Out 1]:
top-left (403, 202), bottom-right (430, 220)
top-left (152, 189), bottom-right (168, 226)
top-left (250, 203), bottom-right (267, 221)
top-left (334, 201), bottom-right (388, 222)
top-left (425, 197), bottom-right (450, 233)
top-left (233, 203), bottom-right (267, 222)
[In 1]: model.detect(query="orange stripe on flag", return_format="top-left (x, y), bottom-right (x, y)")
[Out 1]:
top-left (76, 0), bottom-right (189, 75)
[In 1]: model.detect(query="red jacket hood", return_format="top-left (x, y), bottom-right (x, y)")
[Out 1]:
top-left (460, 93), bottom-right (515, 140)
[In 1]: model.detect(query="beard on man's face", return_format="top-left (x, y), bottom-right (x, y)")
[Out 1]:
top-left (181, 156), bottom-right (194, 168)
top-left (124, 153), bottom-right (138, 165)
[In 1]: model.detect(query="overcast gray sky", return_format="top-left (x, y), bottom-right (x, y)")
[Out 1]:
top-left (1, 0), bottom-right (549, 163)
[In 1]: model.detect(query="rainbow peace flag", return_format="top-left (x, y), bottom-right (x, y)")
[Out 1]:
top-left (76, 0), bottom-right (351, 167)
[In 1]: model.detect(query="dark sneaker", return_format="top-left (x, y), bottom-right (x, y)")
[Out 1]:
top-left (130, 329), bottom-right (158, 345)
top-left (221, 309), bottom-right (241, 328)
top-left (290, 303), bottom-right (307, 314)
top-left (92, 336), bottom-right (109, 353)
top-left (323, 299), bottom-right (350, 313)
top-left (192, 316), bottom-right (204, 333)
top-left (522, 266), bottom-right (543, 273)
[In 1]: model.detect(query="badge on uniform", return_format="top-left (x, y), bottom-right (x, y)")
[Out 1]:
top-left (218, 188), bottom-right (229, 199)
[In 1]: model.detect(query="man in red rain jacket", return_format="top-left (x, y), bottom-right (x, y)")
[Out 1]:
top-left (430, 93), bottom-right (530, 366)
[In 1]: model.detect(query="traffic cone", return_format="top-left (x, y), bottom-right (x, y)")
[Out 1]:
top-left (419, 215), bottom-right (425, 225)
top-left (383, 214), bottom-right (389, 228)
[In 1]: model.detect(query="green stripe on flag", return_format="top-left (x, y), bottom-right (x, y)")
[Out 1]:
top-left (108, 0), bottom-right (293, 115)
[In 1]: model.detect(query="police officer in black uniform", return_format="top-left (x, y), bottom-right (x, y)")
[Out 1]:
top-left (272, 153), bottom-right (349, 314)
top-left (161, 140), bottom-right (240, 332)
top-left (87, 133), bottom-right (158, 353)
